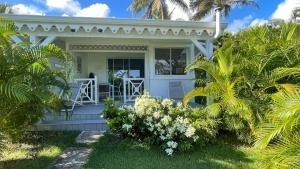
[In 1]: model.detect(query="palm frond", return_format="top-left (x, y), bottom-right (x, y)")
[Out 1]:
top-left (255, 87), bottom-right (300, 148)
top-left (259, 133), bottom-right (300, 169)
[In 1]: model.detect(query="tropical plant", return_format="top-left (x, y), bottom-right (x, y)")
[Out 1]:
top-left (183, 46), bottom-right (255, 142)
top-left (184, 23), bottom-right (300, 142)
top-left (255, 87), bottom-right (300, 168)
top-left (129, 0), bottom-right (188, 20)
top-left (0, 3), bottom-right (11, 13)
top-left (0, 17), bottom-right (72, 142)
top-left (221, 23), bottom-right (300, 114)
top-left (190, 0), bottom-right (258, 20)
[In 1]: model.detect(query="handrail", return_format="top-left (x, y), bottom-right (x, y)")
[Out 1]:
top-left (123, 77), bottom-right (145, 103)
top-left (73, 76), bottom-right (98, 104)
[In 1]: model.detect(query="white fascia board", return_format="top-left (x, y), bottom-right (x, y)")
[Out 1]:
top-left (2, 14), bottom-right (227, 30)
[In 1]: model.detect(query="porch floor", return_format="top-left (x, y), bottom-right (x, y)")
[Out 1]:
top-left (73, 103), bottom-right (105, 115)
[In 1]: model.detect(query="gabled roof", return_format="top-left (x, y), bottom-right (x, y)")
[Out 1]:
top-left (2, 14), bottom-right (227, 40)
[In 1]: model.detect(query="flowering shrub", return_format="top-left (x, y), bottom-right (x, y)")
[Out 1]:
top-left (103, 92), bottom-right (219, 155)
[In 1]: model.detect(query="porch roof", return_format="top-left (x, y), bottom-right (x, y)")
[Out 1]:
top-left (3, 14), bottom-right (227, 40)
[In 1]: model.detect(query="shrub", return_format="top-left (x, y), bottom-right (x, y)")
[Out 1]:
top-left (103, 92), bottom-right (219, 155)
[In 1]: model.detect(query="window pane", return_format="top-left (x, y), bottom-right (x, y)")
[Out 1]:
top-left (155, 49), bottom-right (171, 75)
top-left (171, 48), bottom-right (187, 75)
top-left (129, 59), bottom-right (144, 78)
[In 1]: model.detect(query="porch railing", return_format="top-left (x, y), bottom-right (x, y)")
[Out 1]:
top-left (123, 78), bottom-right (144, 103)
top-left (74, 76), bottom-right (98, 104)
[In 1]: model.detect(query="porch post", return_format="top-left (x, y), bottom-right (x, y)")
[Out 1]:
top-left (123, 78), bottom-right (126, 104)
top-left (206, 40), bottom-right (214, 105)
top-left (205, 40), bottom-right (214, 60)
top-left (95, 76), bottom-right (98, 104)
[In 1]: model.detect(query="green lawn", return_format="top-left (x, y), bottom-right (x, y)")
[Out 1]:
top-left (84, 134), bottom-right (259, 169)
top-left (0, 131), bottom-right (81, 169)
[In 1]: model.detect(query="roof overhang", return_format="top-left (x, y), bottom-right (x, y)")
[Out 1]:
top-left (2, 14), bottom-right (227, 40)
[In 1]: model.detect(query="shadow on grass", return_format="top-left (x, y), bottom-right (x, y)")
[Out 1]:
top-left (0, 131), bottom-right (81, 169)
top-left (84, 134), bottom-right (256, 169)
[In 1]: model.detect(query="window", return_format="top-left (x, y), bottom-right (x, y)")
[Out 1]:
top-left (155, 48), bottom-right (187, 75)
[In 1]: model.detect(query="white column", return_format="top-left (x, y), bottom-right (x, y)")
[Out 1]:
top-left (29, 35), bottom-right (38, 46)
top-left (95, 76), bottom-right (98, 104)
top-left (123, 78), bottom-right (126, 104)
top-left (205, 40), bottom-right (214, 105)
top-left (205, 40), bottom-right (214, 60)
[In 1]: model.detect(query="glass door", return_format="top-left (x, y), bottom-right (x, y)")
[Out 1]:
top-left (107, 58), bottom-right (145, 99)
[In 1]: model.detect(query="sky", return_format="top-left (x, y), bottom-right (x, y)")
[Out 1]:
top-left (3, 0), bottom-right (300, 33)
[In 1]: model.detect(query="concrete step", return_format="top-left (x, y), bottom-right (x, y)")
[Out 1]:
top-left (35, 119), bottom-right (107, 131)
top-left (43, 113), bottom-right (102, 121)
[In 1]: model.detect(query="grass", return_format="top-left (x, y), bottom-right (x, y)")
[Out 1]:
top-left (84, 134), bottom-right (259, 169)
top-left (0, 131), bottom-right (81, 169)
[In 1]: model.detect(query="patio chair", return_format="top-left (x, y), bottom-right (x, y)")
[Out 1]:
top-left (99, 83), bottom-right (112, 99)
top-left (169, 81), bottom-right (184, 101)
top-left (60, 83), bottom-right (83, 115)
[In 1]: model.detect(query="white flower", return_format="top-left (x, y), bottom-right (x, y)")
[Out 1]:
top-left (148, 127), bottom-right (154, 132)
top-left (159, 135), bottom-right (166, 140)
top-left (165, 148), bottom-right (174, 156)
top-left (128, 113), bottom-right (136, 122)
top-left (167, 127), bottom-right (176, 135)
top-left (162, 99), bottom-right (174, 108)
top-left (185, 126), bottom-right (196, 138)
top-left (118, 107), bottom-right (125, 111)
top-left (161, 115), bottom-right (172, 126)
top-left (167, 141), bottom-right (178, 148)
top-left (153, 111), bottom-right (161, 119)
top-left (176, 102), bottom-right (183, 108)
top-left (122, 124), bottom-right (132, 132)
top-left (193, 136), bottom-right (199, 142)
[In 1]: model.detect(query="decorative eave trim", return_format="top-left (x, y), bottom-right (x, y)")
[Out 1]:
top-left (2, 14), bottom-right (227, 38)
top-left (69, 44), bottom-right (147, 51)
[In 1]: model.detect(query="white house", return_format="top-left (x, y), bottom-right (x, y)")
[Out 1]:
top-left (3, 13), bottom-right (226, 130)
top-left (5, 13), bottom-right (226, 101)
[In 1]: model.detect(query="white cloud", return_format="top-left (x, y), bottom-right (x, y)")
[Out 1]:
top-left (226, 15), bottom-right (253, 34)
top-left (272, 0), bottom-right (300, 21)
top-left (11, 4), bottom-right (44, 15)
top-left (45, 0), bottom-right (81, 14)
top-left (250, 18), bottom-right (268, 27)
top-left (75, 3), bottom-right (110, 18)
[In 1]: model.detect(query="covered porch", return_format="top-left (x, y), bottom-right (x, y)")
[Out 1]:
top-left (5, 14), bottom-right (225, 131)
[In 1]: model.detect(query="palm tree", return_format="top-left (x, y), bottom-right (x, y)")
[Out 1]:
top-left (190, 0), bottom-right (258, 20)
top-left (183, 47), bottom-right (255, 142)
top-left (0, 3), bottom-right (11, 14)
top-left (129, 0), bottom-right (188, 20)
top-left (0, 17), bottom-right (73, 145)
top-left (255, 87), bottom-right (300, 168)
top-left (292, 7), bottom-right (300, 22)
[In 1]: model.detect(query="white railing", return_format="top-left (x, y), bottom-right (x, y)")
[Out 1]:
top-left (74, 76), bottom-right (98, 104)
top-left (123, 78), bottom-right (144, 103)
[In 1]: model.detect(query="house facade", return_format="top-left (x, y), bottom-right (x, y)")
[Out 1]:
top-left (5, 14), bottom-right (226, 104)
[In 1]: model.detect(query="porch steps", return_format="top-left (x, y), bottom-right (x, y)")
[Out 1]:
top-left (35, 104), bottom-right (108, 131)
top-left (36, 119), bottom-right (107, 131)
top-left (43, 113), bottom-right (103, 121)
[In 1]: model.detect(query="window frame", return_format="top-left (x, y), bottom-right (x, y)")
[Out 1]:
top-left (154, 47), bottom-right (188, 76)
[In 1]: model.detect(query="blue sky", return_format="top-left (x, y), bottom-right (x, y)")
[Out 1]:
top-left (3, 0), bottom-right (300, 33)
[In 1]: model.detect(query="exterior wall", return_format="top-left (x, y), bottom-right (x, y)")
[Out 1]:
top-left (147, 43), bottom-right (195, 100)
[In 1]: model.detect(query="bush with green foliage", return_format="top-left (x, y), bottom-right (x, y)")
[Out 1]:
top-left (0, 18), bottom-right (72, 144)
top-left (184, 23), bottom-right (300, 143)
top-left (255, 86), bottom-right (300, 168)
top-left (103, 92), bottom-right (219, 155)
